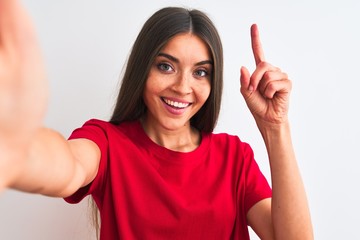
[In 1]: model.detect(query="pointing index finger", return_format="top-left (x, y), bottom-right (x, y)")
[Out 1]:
top-left (251, 24), bottom-right (265, 65)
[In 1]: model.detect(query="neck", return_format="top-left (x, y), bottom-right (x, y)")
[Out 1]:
top-left (140, 118), bottom-right (201, 152)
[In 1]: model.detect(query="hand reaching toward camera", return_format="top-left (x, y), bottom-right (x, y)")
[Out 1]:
top-left (240, 24), bottom-right (291, 129)
top-left (0, 0), bottom-right (47, 190)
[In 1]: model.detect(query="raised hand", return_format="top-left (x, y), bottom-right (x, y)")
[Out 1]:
top-left (240, 24), bottom-right (291, 128)
top-left (241, 25), bottom-right (314, 240)
top-left (0, 0), bottom-right (47, 189)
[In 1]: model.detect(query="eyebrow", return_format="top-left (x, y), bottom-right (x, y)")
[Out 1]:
top-left (158, 52), bottom-right (213, 66)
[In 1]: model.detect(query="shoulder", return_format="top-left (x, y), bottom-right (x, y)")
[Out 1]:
top-left (68, 119), bottom-right (142, 148)
top-left (72, 118), bottom-right (112, 132)
top-left (208, 131), bottom-right (251, 150)
top-left (71, 119), bottom-right (138, 135)
top-left (205, 131), bottom-right (254, 161)
top-left (77, 119), bottom-right (116, 131)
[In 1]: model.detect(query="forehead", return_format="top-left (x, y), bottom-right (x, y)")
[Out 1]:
top-left (159, 33), bottom-right (211, 60)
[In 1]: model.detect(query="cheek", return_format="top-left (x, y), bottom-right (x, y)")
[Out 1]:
top-left (143, 79), bottom-right (155, 106)
top-left (197, 81), bottom-right (211, 102)
top-left (145, 69), bottom-right (169, 94)
top-left (143, 76), bottom-right (166, 110)
top-left (144, 76), bottom-right (161, 96)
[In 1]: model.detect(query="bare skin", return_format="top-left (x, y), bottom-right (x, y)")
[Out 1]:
top-left (0, 0), bottom-right (99, 197)
top-left (242, 24), bottom-right (313, 239)
top-left (0, 0), bottom-right (47, 190)
top-left (0, 1), bottom-right (313, 239)
top-left (142, 33), bottom-right (212, 152)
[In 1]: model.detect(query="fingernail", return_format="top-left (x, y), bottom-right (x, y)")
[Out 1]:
top-left (248, 85), bottom-right (254, 92)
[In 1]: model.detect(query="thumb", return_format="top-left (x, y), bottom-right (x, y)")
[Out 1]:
top-left (240, 66), bottom-right (252, 97)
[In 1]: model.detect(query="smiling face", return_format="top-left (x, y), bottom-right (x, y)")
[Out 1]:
top-left (143, 33), bottom-right (212, 133)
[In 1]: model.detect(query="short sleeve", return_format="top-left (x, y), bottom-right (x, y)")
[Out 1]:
top-left (242, 143), bottom-right (272, 214)
top-left (64, 119), bottom-right (109, 204)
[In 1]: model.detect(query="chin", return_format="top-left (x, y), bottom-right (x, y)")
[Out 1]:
top-left (160, 118), bottom-right (190, 131)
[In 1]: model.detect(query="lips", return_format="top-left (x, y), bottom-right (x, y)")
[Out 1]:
top-left (161, 97), bottom-right (191, 109)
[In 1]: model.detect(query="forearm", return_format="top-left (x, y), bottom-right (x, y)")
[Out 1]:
top-left (6, 128), bottom-right (85, 197)
top-left (259, 121), bottom-right (313, 240)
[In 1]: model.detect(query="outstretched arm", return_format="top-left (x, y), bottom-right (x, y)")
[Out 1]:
top-left (241, 24), bottom-right (313, 239)
top-left (7, 129), bottom-right (101, 197)
top-left (0, 0), bottom-right (99, 197)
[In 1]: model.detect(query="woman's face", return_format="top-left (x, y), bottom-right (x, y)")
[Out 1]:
top-left (143, 33), bottom-right (212, 132)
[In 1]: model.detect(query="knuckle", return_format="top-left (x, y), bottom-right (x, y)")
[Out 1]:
top-left (258, 61), bottom-right (268, 68)
top-left (288, 79), bottom-right (293, 90)
top-left (266, 81), bottom-right (277, 92)
top-left (263, 71), bottom-right (273, 81)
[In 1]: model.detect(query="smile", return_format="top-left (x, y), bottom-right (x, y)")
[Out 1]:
top-left (162, 97), bottom-right (191, 109)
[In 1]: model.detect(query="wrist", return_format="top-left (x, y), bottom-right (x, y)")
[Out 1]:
top-left (256, 120), bottom-right (292, 150)
top-left (257, 117), bottom-right (290, 134)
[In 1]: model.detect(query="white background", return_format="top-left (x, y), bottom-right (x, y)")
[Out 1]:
top-left (1, 0), bottom-right (359, 239)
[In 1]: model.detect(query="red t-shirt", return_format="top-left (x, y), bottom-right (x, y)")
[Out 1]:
top-left (65, 119), bottom-right (271, 240)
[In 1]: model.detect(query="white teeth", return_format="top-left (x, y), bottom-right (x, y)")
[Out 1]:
top-left (163, 98), bottom-right (189, 108)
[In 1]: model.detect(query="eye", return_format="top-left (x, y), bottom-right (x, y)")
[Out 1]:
top-left (157, 63), bottom-right (174, 73)
top-left (194, 69), bottom-right (208, 78)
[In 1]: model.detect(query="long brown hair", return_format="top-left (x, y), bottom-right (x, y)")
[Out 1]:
top-left (91, 7), bottom-right (224, 238)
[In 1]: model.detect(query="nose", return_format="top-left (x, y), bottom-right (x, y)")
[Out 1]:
top-left (171, 72), bottom-right (192, 95)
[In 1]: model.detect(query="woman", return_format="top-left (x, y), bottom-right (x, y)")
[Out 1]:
top-left (0, 1), bottom-right (313, 240)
